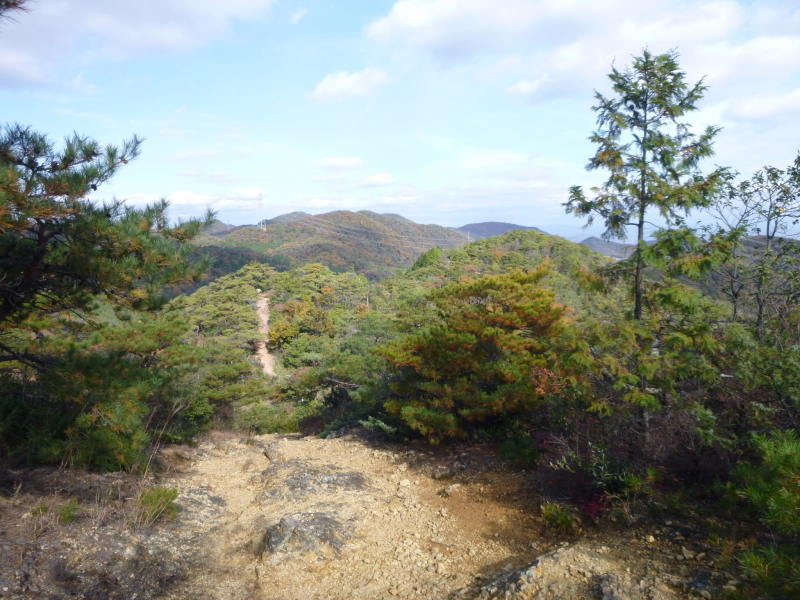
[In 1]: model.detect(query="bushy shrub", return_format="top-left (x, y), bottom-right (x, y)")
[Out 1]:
top-left (234, 403), bottom-right (300, 434)
top-left (500, 434), bottom-right (540, 469)
top-left (731, 431), bottom-right (800, 597)
top-left (135, 486), bottom-right (179, 526)
top-left (540, 502), bottom-right (579, 533)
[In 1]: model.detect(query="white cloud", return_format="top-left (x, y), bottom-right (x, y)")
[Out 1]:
top-left (179, 170), bottom-right (248, 184)
top-left (507, 76), bottom-right (549, 98)
top-left (290, 8), bottom-right (309, 23)
top-left (158, 127), bottom-right (189, 137)
top-left (310, 68), bottom-right (390, 102)
top-left (311, 174), bottom-right (348, 183)
top-left (728, 87), bottom-right (800, 120)
top-left (449, 148), bottom-right (530, 171)
top-left (364, 172), bottom-right (396, 186)
top-left (168, 148), bottom-right (221, 162)
top-left (0, 0), bottom-right (277, 87)
top-left (367, 0), bottom-right (744, 60)
top-left (368, 0), bottom-right (800, 110)
top-left (316, 156), bottom-right (366, 169)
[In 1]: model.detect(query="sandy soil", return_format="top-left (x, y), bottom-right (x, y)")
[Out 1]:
top-left (0, 431), bottom-right (739, 599)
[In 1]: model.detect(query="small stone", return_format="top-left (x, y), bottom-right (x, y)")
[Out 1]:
top-left (700, 591), bottom-right (711, 599)
top-left (432, 467), bottom-right (452, 480)
top-left (647, 535), bottom-right (655, 543)
top-left (436, 562), bottom-right (446, 574)
top-left (442, 484), bottom-right (462, 497)
top-left (399, 479), bottom-right (411, 487)
top-left (723, 585), bottom-right (736, 592)
top-left (468, 547), bottom-right (477, 556)
top-left (696, 552), bottom-right (706, 560)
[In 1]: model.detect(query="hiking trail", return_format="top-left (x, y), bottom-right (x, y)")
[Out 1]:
top-left (255, 295), bottom-right (276, 377)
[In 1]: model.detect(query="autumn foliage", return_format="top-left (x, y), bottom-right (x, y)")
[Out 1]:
top-left (380, 265), bottom-right (583, 440)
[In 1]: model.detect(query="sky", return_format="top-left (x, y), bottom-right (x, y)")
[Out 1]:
top-left (1, 0), bottom-right (799, 242)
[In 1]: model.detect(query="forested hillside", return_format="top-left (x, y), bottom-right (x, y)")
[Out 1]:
top-left (192, 210), bottom-right (469, 280)
top-left (456, 222), bottom-right (542, 239)
top-left (4, 33), bottom-right (800, 598)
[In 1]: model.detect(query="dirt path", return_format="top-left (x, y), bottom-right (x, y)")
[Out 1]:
top-left (255, 296), bottom-right (276, 377)
top-left (0, 431), bottom-right (739, 599)
top-left (150, 432), bottom-right (715, 600)
top-left (159, 433), bottom-right (546, 599)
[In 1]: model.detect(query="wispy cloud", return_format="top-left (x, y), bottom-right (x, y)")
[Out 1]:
top-left (168, 148), bottom-right (221, 162)
top-left (290, 8), bottom-right (308, 23)
top-left (311, 68), bottom-right (390, 102)
top-left (0, 0), bottom-right (278, 88)
top-left (317, 156), bottom-right (366, 169)
top-left (364, 172), bottom-right (396, 186)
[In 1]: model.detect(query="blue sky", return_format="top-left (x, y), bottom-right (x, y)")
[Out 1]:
top-left (2, 0), bottom-right (799, 241)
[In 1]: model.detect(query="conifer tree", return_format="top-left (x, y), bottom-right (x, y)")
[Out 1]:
top-left (566, 49), bottom-right (727, 319)
top-left (380, 266), bottom-right (584, 440)
top-left (0, 124), bottom-right (214, 369)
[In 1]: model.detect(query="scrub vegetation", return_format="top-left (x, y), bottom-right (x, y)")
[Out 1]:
top-left (1, 11), bottom-right (799, 594)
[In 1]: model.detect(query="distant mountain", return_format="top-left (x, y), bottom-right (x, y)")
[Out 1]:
top-left (260, 211), bottom-right (310, 226)
top-left (204, 221), bottom-right (252, 238)
top-left (580, 237), bottom-right (637, 259)
top-left (194, 211), bottom-right (469, 280)
top-left (457, 222), bottom-right (543, 240)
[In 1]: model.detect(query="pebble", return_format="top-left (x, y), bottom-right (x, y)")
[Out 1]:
top-left (399, 479), bottom-right (411, 488)
top-left (432, 467), bottom-right (452, 480)
top-left (442, 484), bottom-right (462, 497)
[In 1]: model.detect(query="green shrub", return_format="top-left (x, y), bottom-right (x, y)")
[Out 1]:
top-left (56, 499), bottom-right (81, 524)
top-left (541, 502), bottom-right (579, 533)
top-left (500, 434), bottom-right (540, 469)
top-left (731, 431), bottom-right (800, 597)
top-left (136, 486), bottom-right (179, 525)
top-left (234, 403), bottom-right (299, 434)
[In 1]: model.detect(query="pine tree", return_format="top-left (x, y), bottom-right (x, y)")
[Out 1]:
top-left (566, 49), bottom-right (727, 319)
top-left (380, 266), bottom-right (584, 440)
top-left (0, 124), bottom-right (214, 369)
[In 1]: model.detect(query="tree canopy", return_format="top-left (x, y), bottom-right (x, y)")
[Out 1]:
top-left (565, 49), bottom-right (727, 319)
top-left (0, 124), bottom-right (214, 370)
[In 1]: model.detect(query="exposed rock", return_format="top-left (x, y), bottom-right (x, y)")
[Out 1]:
top-left (263, 442), bottom-right (286, 462)
top-left (257, 459), bottom-right (369, 502)
top-left (442, 484), bottom-right (462, 497)
top-left (472, 541), bottom-right (681, 600)
top-left (256, 513), bottom-right (350, 555)
top-left (432, 467), bottom-right (452, 480)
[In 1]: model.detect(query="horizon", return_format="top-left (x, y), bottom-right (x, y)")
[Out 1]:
top-left (2, 1), bottom-right (798, 242)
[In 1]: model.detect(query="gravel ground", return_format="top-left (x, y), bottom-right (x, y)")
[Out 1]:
top-left (0, 430), bottom-right (741, 599)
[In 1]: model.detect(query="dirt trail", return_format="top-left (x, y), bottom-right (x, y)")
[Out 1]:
top-left (152, 433), bottom-right (711, 600)
top-left (0, 431), bottom-right (738, 599)
top-left (255, 296), bottom-right (276, 377)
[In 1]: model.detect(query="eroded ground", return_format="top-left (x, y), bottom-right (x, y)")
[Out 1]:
top-left (0, 431), bottom-right (741, 599)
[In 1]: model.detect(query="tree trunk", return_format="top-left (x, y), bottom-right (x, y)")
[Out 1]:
top-left (634, 198), bottom-right (646, 320)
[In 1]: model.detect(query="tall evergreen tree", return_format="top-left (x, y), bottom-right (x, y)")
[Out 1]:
top-left (566, 49), bottom-right (727, 319)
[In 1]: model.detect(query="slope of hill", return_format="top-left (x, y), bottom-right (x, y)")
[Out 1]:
top-left (200, 210), bottom-right (469, 280)
top-left (457, 221), bottom-right (542, 239)
top-left (579, 236), bottom-right (636, 259)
